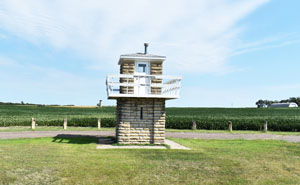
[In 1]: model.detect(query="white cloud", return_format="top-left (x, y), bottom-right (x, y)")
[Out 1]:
top-left (0, 0), bottom-right (269, 74)
top-left (0, 32), bottom-right (7, 39)
top-left (0, 55), bottom-right (106, 105)
top-left (0, 55), bottom-right (22, 67)
top-left (231, 33), bottom-right (300, 56)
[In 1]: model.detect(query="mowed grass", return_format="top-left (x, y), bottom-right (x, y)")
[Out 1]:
top-left (0, 137), bottom-right (300, 184)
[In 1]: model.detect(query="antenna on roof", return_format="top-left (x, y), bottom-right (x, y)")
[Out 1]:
top-left (144, 43), bottom-right (149, 54)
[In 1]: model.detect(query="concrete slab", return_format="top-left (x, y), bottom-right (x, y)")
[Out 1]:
top-left (96, 145), bottom-right (166, 149)
top-left (96, 138), bottom-right (190, 150)
top-left (165, 139), bottom-right (190, 150)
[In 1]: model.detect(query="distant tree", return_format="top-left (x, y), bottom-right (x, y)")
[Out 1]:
top-left (256, 97), bottom-right (300, 107)
top-left (265, 100), bottom-right (273, 107)
top-left (256, 99), bottom-right (269, 108)
top-left (296, 97), bottom-right (300, 106)
top-left (256, 99), bottom-right (263, 108)
top-left (288, 97), bottom-right (300, 106)
top-left (21, 101), bottom-right (24, 105)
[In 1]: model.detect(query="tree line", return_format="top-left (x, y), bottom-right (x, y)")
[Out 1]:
top-left (0, 101), bottom-right (74, 107)
top-left (256, 97), bottom-right (300, 108)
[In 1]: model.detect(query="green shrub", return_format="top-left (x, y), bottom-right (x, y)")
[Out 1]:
top-left (166, 116), bottom-right (300, 131)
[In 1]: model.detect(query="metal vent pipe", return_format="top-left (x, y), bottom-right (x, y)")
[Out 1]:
top-left (144, 43), bottom-right (149, 54)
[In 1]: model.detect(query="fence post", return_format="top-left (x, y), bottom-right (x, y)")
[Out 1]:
top-left (31, 118), bottom-right (36, 129)
top-left (228, 121), bottom-right (232, 132)
top-left (264, 121), bottom-right (268, 132)
top-left (63, 118), bottom-right (67, 130)
top-left (98, 118), bottom-right (101, 129)
top-left (192, 120), bottom-right (197, 130)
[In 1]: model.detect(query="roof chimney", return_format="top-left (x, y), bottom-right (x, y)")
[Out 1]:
top-left (144, 43), bottom-right (149, 54)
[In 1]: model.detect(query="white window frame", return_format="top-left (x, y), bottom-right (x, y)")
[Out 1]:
top-left (135, 61), bottom-right (150, 75)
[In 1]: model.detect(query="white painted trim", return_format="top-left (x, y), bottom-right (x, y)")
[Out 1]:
top-left (107, 94), bottom-right (180, 100)
top-left (134, 61), bottom-right (150, 95)
top-left (121, 56), bottom-right (166, 60)
top-left (135, 61), bottom-right (150, 75)
top-left (107, 74), bottom-right (182, 79)
top-left (118, 56), bottom-right (166, 65)
top-left (106, 74), bottom-right (182, 99)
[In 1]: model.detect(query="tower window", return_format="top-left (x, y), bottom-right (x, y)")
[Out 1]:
top-left (140, 107), bottom-right (143, 119)
top-left (138, 64), bottom-right (147, 73)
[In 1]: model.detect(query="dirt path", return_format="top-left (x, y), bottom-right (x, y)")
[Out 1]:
top-left (0, 131), bottom-right (300, 143)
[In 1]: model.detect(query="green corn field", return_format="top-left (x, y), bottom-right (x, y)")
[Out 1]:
top-left (1, 105), bottom-right (300, 131)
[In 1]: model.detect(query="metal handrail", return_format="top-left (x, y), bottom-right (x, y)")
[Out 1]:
top-left (106, 74), bottom-right (181, 99)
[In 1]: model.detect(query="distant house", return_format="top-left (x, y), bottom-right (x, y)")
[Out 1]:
top-left (261, 104), bottom-right (268, 108)
top-left (270, 102), bottom-right (298, 108)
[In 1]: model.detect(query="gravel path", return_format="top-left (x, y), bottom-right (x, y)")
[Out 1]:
top-left (0, 131), bottom-right (114, 139)
top-left (0, 131), bottom-right (300, 143)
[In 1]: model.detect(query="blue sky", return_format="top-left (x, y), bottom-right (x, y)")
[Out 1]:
top-left (0, 0), bottom-right (300, 107)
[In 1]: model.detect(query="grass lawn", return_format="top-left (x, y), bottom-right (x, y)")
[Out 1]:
top-left (1, 126), bottom-right (300, 136)
top-left (0, 137), bottom-right (300, 184)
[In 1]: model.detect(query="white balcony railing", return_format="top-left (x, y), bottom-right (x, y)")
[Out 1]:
top-left (106, 74), bottom-right (182, 99)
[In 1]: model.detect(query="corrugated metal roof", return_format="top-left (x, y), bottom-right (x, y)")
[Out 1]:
top-left (270, 103), bottom-right (298, 107)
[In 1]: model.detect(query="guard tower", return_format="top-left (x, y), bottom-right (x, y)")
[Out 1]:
top-left (106, 43), bottom-right (181, 144)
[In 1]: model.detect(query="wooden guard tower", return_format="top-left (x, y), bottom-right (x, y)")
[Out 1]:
top-left (106, 43), bottom-right (181, 144)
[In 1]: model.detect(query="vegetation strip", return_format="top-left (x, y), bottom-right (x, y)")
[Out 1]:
top-left (1, 105), bottom-right (300, 131)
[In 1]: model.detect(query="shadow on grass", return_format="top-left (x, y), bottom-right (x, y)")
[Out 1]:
top-left (52, 134), bottom-right (105, 144)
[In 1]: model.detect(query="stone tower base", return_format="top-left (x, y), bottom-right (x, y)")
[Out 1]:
top-left (116, 98), bottom-right (166, 144)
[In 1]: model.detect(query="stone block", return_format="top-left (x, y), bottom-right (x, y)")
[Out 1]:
top-left (116, 98), bottom-right (167, 144)
top-left (154, 131), bottom-right (164, 134)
